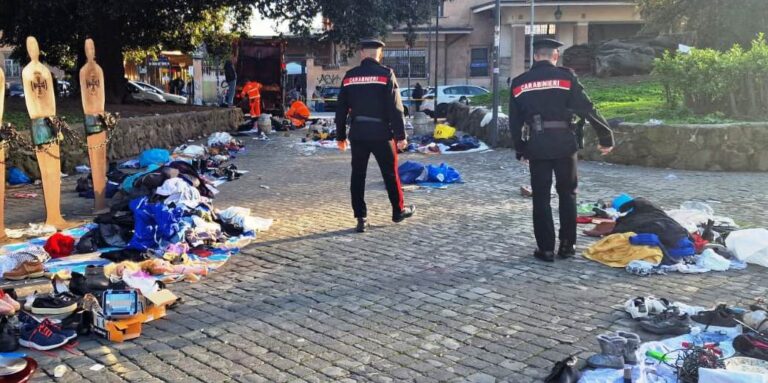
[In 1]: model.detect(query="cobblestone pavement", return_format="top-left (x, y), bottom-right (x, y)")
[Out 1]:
top-left (7, 132), bottom-right (768, 382)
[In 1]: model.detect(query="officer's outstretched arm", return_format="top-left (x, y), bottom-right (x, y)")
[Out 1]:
top-left (568, 78), bottom-right (614, 148)
top-left (335, 81), bottom-right (350, 141)
top-left (387, 73), bottom-right (407, 141)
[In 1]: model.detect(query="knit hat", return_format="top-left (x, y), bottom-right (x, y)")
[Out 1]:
top-left (44, 232), bottom-right (76, 259)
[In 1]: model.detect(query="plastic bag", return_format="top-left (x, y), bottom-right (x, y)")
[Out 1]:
top-left (7, 167), bottom-right (31, 185)
top-left (426, 163), bottom-right (462, 184)
top-left (398, 161), bottom-right (426, 184)
top-left (696, 249), bottom-right (730, 271)
top-left (138, 148), bottom-right (170, 168)
top-left (433, 124), bottom-right (456, 139)
top-left (208, 132), bottom-right (233, 147)
top-left (725, 228), bottom-right (768, 267)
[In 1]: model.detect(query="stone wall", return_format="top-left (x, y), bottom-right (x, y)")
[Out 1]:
top-left (9, 108), bottom-right (243, 180)
top-left (581, 122), bottom-right (768, 171)
top-left (455, 104), bottom-right (768, 172)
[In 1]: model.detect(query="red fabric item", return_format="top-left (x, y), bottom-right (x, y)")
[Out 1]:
top-left (44, 232), bottom-right (76, 259)
top-left (190, 248), bottom-right (213, 258)
top-left (692, 233), bottom-right (709, 254)
top-left (576, 216), bottom-right (593, 224)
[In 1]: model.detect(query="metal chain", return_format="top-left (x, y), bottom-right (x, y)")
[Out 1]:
top-left (84, 112), bottom-right (120, 151)
top-left (34, 116), bottom-right (81, 159)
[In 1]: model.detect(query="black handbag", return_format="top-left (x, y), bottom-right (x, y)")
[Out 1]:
top-left (544, 355), bottom-right (582, 383)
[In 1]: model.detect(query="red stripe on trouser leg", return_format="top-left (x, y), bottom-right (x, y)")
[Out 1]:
top-left (391, 140), bottom-right (404, 211)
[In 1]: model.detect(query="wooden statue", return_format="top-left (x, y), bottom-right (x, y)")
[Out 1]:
top-left (80, 38), bottom-right (108, 211)
top-left (0, 66), bottom-right (6, 242)
top-left (22, 36), bottom-right (69, 229)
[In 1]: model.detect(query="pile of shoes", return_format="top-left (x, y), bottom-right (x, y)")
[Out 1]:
top-left (586, 331), bottom-right (641, 369)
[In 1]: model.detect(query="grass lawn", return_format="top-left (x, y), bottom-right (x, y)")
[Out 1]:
top-left (473, 75), bottom-right (736, 124)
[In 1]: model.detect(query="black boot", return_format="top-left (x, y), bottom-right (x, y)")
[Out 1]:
top-left (534, 249), bottom-right (555, 262)
top-left (558, 241), bottom-right (576, 259)
top-left (393, 205), bottom-right (416, 223)
top-left (355, 218), bottom-right (368, 233)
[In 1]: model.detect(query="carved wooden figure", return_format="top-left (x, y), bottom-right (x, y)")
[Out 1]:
top-left (22, 36), bottom-right (69, 229)
top-left (0, 67), bottom-right (6, 241)
top-left (80, 38), bottom-right (108, 211)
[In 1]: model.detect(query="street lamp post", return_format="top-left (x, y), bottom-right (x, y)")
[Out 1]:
top-left (490, 0), bottom-right (501, 146)
top-left (433, 0), bottom-right (440, 124)
top-left (530, 0), bottom-right (535, 67)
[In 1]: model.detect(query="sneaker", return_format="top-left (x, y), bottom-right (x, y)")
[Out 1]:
top-left (30, 293), bottom-right (78, 315)
top-left (534, 249), bottom-right (555, 263)
top-left (733, 332), bottom-right (768, 361)
top-left (355, 218), bottom-right (368, 233)
top-left (2, 261), bottom-right (44, 280)
top-left (392, 205), bottom-right (416, 223)
top-left (40, 319), bottom-right (77, 342)
top-left (0, 291), bottom-right (20, 311)
top-left (691, 304), bottom-right (739, 327)
top-left (19, 322), bottom-right (69, 351)
top-left (639, 309), bottom-right (691, 335)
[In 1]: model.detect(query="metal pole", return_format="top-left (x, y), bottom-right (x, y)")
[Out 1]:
top-left (529, 0), bottom-right (535, 67)
top-left (491, 0), bottom-right (501, 146)
top-left (433, 0), bottom-right (440, 123)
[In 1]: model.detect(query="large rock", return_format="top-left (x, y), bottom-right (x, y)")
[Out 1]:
top-left (565, 35), bottom-right (681, 77)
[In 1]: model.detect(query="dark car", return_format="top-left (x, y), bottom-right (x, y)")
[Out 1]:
top-left (7, 83), bottom-right (24, 98)
top-left (320, 87), bottom-right (341, 112)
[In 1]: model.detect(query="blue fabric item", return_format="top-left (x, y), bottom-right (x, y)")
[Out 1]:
top-left (138, 148), bottom-right (170, 168)
top-left (120, 164), bottom-right (160, 192)
top-left (613, 193), bottom-right (634, 210)
top-left (398, 161), bottom-right (426, 184)
top-left (8, 167), bottom-right (31, 185)
top-left (127, 196), bottom-right (184, 251)
top-left (629, 233), bottom-right (663, 247)
top-left (425, 163), bottom-right (462, 184)
top-left (667, 237), bottom-right (695, 259)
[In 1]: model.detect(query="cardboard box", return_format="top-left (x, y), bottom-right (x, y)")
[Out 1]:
top-left (92, 310), bottom-right (143, 343)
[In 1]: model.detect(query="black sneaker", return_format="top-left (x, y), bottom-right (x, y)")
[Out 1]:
top-left (557, 241), bottom-right (576, 259)
top-left (639, 309), bottom-right (691, 335)
top-left (691, 304), bottom-right (739, 328)
top-left (393, 205), bottom-right (416, 223)
top-left (355, 218), bottom-right (368, 233)
top-left (534, 249), bottom-right (555, 262)
top-left (30, 293), bottom-right (78, 315)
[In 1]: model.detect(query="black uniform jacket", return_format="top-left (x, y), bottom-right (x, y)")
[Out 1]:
top-left (509, 60), bottom-right (614, 160)
top-left (335, 58), bottom-right (406, 141)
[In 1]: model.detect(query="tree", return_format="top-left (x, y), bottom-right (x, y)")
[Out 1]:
top-left (637, 0), bottom-right (768, 50)
top-left (0, 0), bottom-right (436, 103)
top-left (0, 1), bottom-right (251, 103)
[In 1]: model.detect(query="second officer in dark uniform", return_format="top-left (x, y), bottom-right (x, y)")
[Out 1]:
top-left (336, 38), bottom-right (416, 233)
top-left (510, 38), bottom-right (615, 262)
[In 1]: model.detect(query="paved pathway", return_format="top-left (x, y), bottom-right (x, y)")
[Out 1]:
top-left (7, 132), bottom-right (768, 382)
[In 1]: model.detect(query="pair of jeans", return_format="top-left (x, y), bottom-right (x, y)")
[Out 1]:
top-left (225, 80), bottom-right (237, 106)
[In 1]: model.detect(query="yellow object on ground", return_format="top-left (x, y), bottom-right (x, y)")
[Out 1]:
top-left (433, 124), bottom-right (456, 139)
top-left (583, 232), bottom-right (663, 267)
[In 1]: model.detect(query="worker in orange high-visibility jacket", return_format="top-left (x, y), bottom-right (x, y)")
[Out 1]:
top-left (285, 97), bottom-right (311, 128)
top-left (240, 79), bottom-right (263, 117)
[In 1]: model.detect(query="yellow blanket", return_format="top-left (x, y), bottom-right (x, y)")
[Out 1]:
top-left (583, 232), bottom-right (663, 267)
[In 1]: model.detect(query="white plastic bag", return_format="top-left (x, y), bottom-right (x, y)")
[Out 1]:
top-left (725, 228), bottom-right (768, 267)
top-left (208, 132), bottom-right (233, 147)
top-left (696, 249), bottom-right (731, 271)
top-left (699, 368), bottom-right (768, 383)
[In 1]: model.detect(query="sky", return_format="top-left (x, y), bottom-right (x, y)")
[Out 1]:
top-left (247, 10), bottom-right (323, 36)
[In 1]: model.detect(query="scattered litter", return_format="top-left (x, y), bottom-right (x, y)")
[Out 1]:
top-left (259, 185), bottom-right (270, 189)
top-left (5, 223), bottom-right (57, 239)
top-left (54, 364), bottom-right (68, 378)
top-left (10, 192), bottom-right (38, 199)
top-left (648, 119), bottom-right (664, 125)
top-left (89, 364), bottom-right (105, 371)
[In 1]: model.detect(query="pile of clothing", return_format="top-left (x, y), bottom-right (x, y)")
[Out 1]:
top-left (407, 134), bottom-right (486, 154)
top-left (0, 130), bottom-right (272, 350)
top-left (580, 195), bottom-right (754, 275)
top-left (398, 161), bottom-right (463, 186)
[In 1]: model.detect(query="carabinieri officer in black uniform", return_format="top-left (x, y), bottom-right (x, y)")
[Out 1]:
top-left (336, 38), bottom-right (416, 233)
top-left (510, 38), bottom-right (615, 262)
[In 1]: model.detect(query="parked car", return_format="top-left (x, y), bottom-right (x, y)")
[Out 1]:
top-left (126, 81), bottom-right (165, 103)
top-left (319, 87), bottom-right (341, 112)
top-left (7, 83), bottom-right (24, 98)
top-left (134, 81), bottom-right (188, 104)
top-left (421, 85), bottom-right (490, 117)
top-left (400, 87), bottom-right (433, 116)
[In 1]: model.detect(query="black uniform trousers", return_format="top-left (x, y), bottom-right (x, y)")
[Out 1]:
top-left (529, 153), bottom-right (578, 251)
top-left (350, 139), bottom-right (404, 218)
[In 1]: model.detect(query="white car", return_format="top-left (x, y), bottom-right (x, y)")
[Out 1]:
top-left (134, 81), bottom-right (188, 104)
top-left (421, 85), bottom-right (490, 117)
top-left (127, 81), bottom-right (165, 103)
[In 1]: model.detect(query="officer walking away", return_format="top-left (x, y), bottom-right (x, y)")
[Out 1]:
top-left (509, 38), bottom-right (614, 262)
top-left (336, 38), bottom-right (416, 233)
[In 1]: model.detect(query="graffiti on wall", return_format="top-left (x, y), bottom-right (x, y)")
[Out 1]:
top-left (316, 73), bottom-right (341, 86)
